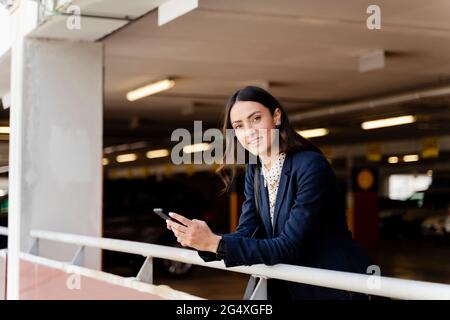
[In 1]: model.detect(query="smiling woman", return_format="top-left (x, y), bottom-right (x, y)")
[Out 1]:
top-left (166, 86), bottom-right (374, 300)
top-left (218, 86), bottom-right (322, 191)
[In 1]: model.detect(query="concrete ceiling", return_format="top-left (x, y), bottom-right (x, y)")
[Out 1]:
top-left (100, 0), bottom-right (450, 146)
top-left (2, 1), bottom-right (448, 167)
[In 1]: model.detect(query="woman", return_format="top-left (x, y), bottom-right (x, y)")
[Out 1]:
top-left (166, 86), bottom-right (373, 300)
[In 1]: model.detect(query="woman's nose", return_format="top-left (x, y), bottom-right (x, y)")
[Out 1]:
top-left (245, 127), bottom-right (258, 139)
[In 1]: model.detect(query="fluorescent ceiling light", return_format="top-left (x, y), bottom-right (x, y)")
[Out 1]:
top-left (182, 143), bottom-right (210, 154)
top-left (387, 156), bottom-right (399, 164)
top-left (116, 153), bottom-right (137, 163)
top-left (403, 154), bottom-right (419, 162)
top-left (361, 115), bottom-right (415, 130)
top-left (359, 50), bottom-right (385, 73)
top-left (0, 126), bottom-right (9, 134)
top-left (146, 149), bottom-right (170, 159)
top-left (296, 128), bottom-right (329, 138)
top-left (126, 79), bottom-right (175, 101)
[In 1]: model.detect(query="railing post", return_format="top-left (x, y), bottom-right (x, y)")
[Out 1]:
top-left (71, 246), bottom-right (85, 266)
top-left (243, 275), bottom-right (258, 299)
top-left (29, 239), bottom-right (39, 255)
top-left (243, 275), bottom-right (268, 300)
top-left (249, 276), bottom-right (267, 300)
top-left (136, 256), bottom-right (153, 284)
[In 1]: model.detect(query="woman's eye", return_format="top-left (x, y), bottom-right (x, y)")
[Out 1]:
top-left (252, 116), bottom-right (261, 122)
top-left (234, 124), bottom-right (242, 129)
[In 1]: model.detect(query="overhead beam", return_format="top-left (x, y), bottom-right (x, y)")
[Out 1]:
top-left (290, 84), bottom-right (450, 122)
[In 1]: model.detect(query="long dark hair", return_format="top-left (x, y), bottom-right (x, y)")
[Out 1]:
top-left (217, 86), bottom-right (322, 191)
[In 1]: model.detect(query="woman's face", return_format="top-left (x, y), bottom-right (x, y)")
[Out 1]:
top-left (229, 101), bottom-right (281, 156)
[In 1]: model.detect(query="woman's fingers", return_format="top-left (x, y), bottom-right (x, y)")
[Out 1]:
top-left (168, 212), bottom-right (192, 227)
top-left (168, 222), bottom-right (192, 247)
top-left (165, 213), bottom-right (204, 248)
top-left (167, 220), bottom-right (187, 233)
top-left (170, 225), bottom-right (182, 238)
top-left (171, 228), bottom-right (187, 246)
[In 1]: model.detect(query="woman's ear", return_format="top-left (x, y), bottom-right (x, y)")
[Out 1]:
top-left (273, 108), bottom-right (282, 126)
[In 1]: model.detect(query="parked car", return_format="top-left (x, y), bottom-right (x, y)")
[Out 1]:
top-left (379, 188), bottom-right (450, 239)
top-left (102, 175), bottom-right (222, 278)
top-left (421, 213), bottom-right (448, 237)
top-left (378, 196), bottom-right (421, 239)
top-left (421, 203), bottom-right (450, 238)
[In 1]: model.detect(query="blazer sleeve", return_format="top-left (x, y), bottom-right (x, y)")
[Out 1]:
top-left (220, 155), bottom-right (334, 267)
top-left (197, 164), bottom-right (260, 262)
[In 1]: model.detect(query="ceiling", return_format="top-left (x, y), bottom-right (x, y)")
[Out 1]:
top-left (87, 0), bottom-right (450, 148)
top-left (0, 1), bottom-right (448, 168)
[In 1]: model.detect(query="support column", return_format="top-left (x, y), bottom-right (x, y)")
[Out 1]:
top-left (349, 166), bottom-right (379, 249)
top-left (8, 37), bottom-right (103, 298)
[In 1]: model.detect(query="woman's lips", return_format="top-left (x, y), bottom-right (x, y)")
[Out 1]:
top-left (247, 136), bottom-right (261, 146)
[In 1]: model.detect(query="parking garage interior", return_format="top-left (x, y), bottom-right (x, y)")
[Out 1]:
top-left (95, 1), bottom-right (450, 299)
top-left (0, 0), bottom-right (449, 300)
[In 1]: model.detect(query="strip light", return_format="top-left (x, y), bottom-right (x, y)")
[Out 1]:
top-left (296, 128), bottom-right (329, 138)
top-left (126, 79), bottom-right (175, 101)
top-left (146, 149), bottom-right (170, 159)
top-left (361, 115), bottom-right (415, 130)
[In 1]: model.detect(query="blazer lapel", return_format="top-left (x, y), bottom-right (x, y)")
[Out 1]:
top-left (258, 168), bottom-right (273, 237)
top-left (272, 154), bottom-right (292, 236)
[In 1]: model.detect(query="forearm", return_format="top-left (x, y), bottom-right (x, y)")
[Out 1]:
top-left (207, 234), bottom-right (222, 253)
top-left (220, 233), bottom-right (299, 267)
top-left (196, 233), bottom-right (223, 263)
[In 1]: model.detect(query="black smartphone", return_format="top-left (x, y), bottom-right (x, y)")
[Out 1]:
top-left (153, 208), bottom-right (187, 227)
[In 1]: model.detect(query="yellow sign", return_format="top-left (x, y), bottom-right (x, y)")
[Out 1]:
top-left (186, 164), bottom-right (195, 176)
top-left (164, 164), bottom-right (173, 177)
top-left (144, 166), bottom-right (151, 178)
top-left (422, 137), bottom-right (439, 159)
top-left (357, 169), bottom-right (375, 191)
top-left (366, 143), bottom-right (381, 162)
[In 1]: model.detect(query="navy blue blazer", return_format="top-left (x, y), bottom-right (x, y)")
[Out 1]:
top-left (198, 150), bottom-right (373, 299)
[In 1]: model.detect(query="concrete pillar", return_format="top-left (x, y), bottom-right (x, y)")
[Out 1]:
top-left (8, 37), bottom-right (103, 292)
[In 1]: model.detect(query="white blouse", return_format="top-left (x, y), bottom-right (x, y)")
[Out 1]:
top-left (260, 152), bottom-right (286, 226)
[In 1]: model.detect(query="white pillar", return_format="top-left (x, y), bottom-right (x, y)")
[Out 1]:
top-left (7, 14), bottom-right (25, 303)
top-left (8, 37), bottom-right (103, 298)
top-left (7, 0), bottom-right (40, 300)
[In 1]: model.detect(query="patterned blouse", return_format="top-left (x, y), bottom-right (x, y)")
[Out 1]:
top-left (260, 152), bottom-right (287, 226)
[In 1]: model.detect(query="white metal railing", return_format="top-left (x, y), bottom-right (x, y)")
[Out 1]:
top-left (0, 226), bottom-right (8, 236)
top-left (0, 227), bottom-right (202, 300)
top-left (28, 229), bottom-right (450, 300)
top-left (18, 251), bottom-right (201, 300)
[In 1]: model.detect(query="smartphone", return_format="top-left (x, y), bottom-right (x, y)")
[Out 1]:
top-left (153, 208), bottom-right (187, 227)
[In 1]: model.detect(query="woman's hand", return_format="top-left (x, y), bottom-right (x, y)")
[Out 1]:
top-left (166, 212), bottom-right (222, 253)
